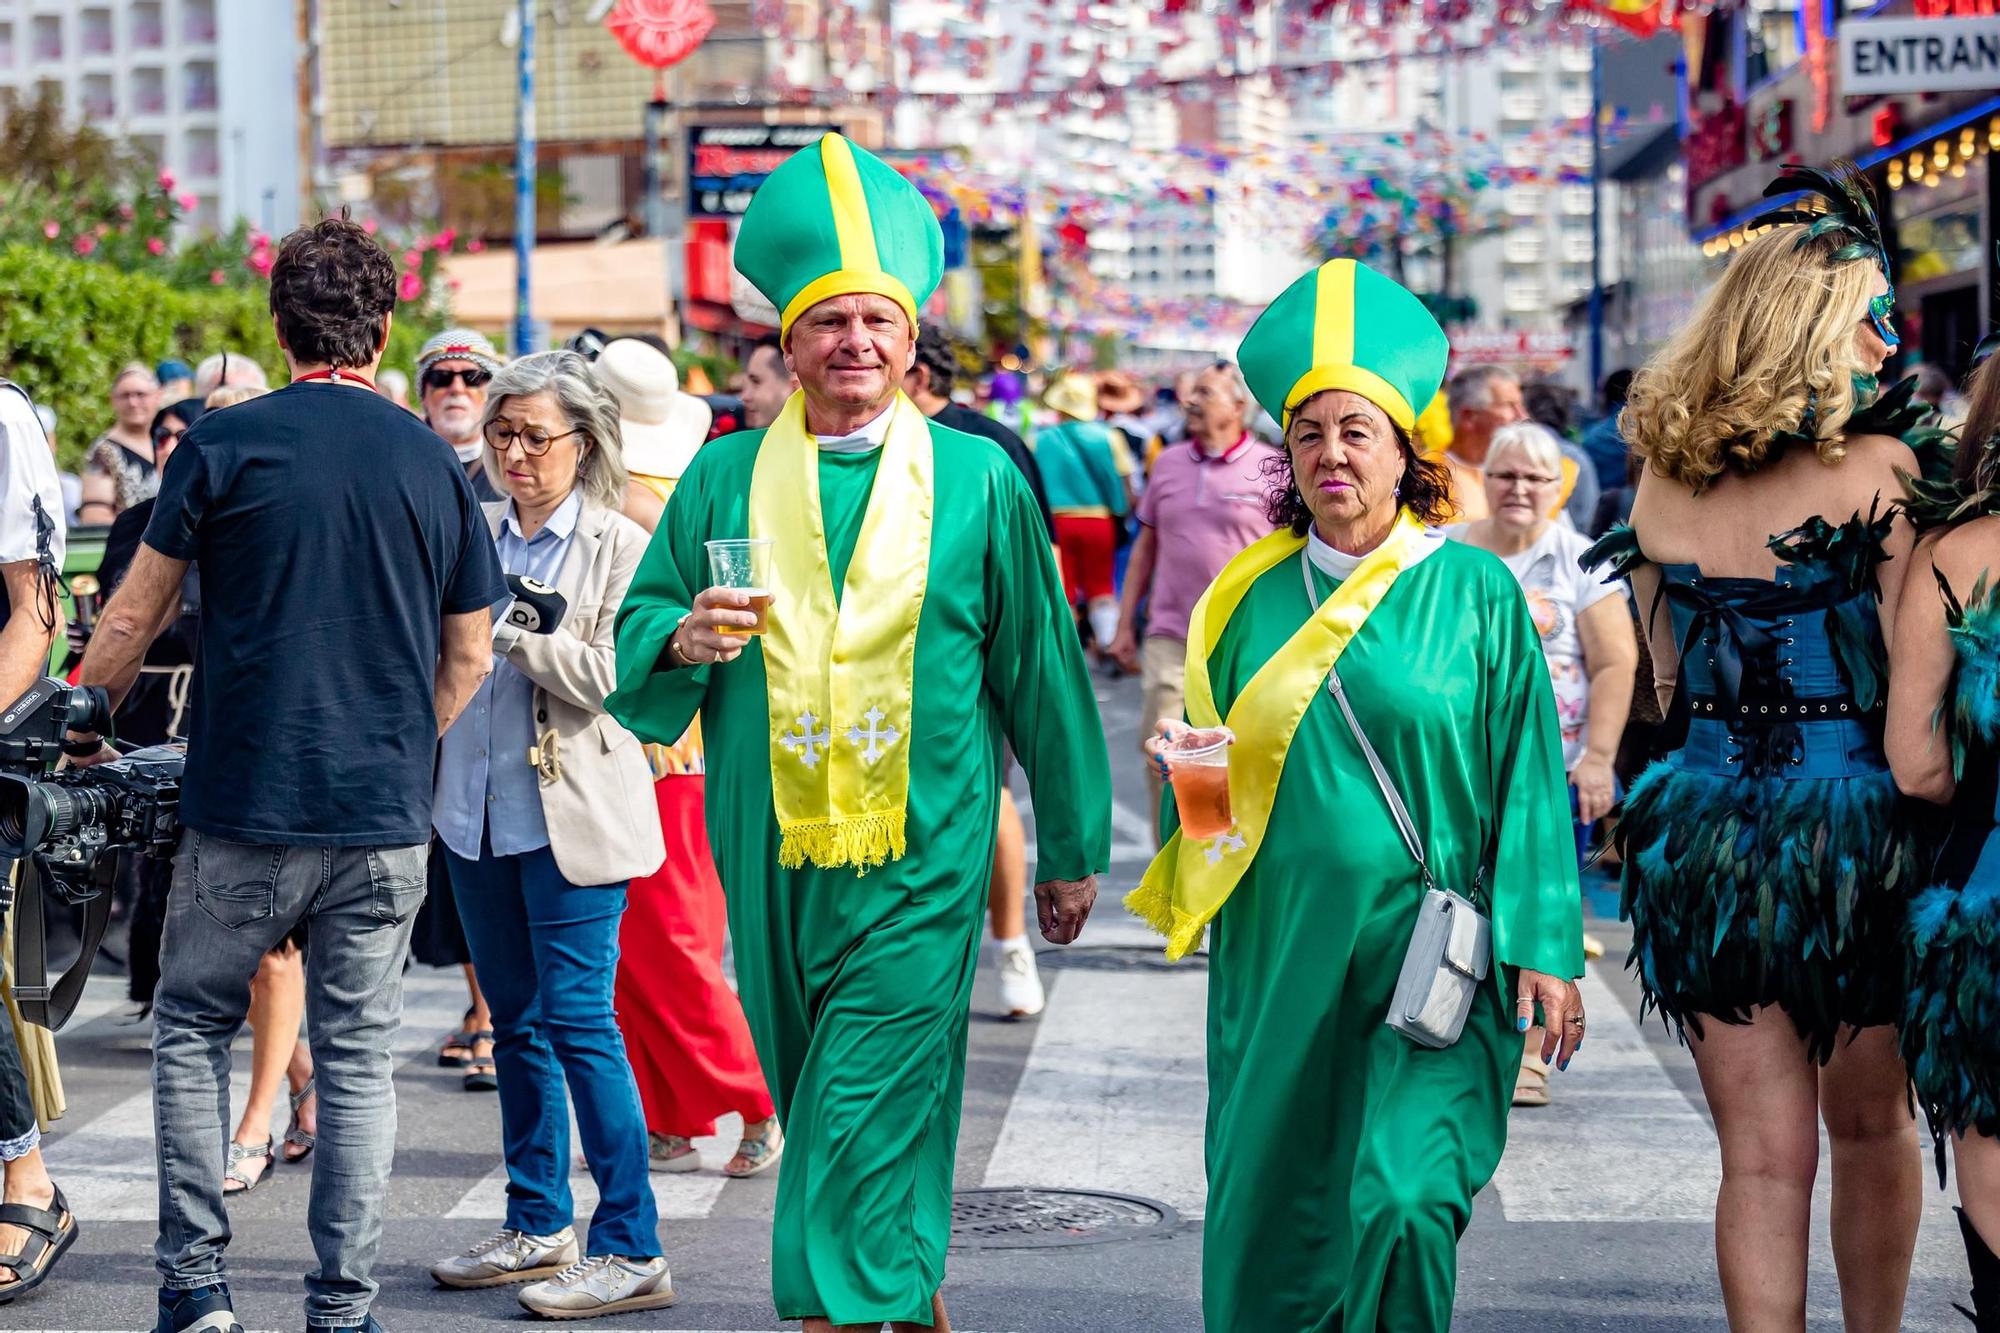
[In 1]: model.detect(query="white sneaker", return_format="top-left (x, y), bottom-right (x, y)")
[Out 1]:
top-left (518, 1254), bottom-right (676, 1319)
top-left (431, 1226), bottom-right (580, 1289)
top-left (996, 941), bottom-right (1045, 1019)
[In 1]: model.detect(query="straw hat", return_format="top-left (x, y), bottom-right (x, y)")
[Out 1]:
top-left (594, 339), bottom-right (714, 480)
top-left (1044, 371), bottom-right (1100, 422)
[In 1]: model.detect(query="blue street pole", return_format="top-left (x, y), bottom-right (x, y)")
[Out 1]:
top-left (512, 0), bottom-right (537, 356)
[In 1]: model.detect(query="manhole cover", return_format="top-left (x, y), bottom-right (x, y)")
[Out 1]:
top-left (950, 1187), bottom-right (1180, 1249)
top-left (1037, 944), bottom-right (1206, 972)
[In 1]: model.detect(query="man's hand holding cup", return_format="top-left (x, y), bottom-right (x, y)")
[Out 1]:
top-left (671, 587), bottom-right (762, 666)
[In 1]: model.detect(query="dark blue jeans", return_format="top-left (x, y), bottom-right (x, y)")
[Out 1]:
top-left (443, 839), bottom-right (659, 1259)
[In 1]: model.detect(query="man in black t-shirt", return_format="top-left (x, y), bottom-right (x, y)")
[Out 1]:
top-left (902, 327), bottom-right (1055, 540)
top-left (72, 219), bottom-right (506, 1333)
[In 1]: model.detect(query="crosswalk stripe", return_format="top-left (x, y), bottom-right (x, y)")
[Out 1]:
top-left (981, 966), bottom-right (1209, 1219)
top-left (1490, 963), bottom-right (1723, 1222)
top-left (443, 1116), bottom-right (745, 1221)
top-left (40, 973), bottom-right (474, 1221)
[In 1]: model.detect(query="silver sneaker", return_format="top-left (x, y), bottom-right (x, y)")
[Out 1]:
top-left (518, 1254), bottom-right (676, 1319)
top-left (430, 1226), bottom-right (580, 1289)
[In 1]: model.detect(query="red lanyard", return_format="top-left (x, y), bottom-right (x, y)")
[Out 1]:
top-left (291, 368), bottom-right (378, 391)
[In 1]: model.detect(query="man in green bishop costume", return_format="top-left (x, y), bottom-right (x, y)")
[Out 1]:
top-left (1130, 258), bottom-right (1586, 1330)
top-left (607, 133), bottom-right (1111, 1332)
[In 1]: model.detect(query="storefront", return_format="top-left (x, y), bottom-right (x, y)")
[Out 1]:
top-left (1680, 1), bottom-right (2000, 377)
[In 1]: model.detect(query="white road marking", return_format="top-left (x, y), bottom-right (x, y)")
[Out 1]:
top-left (1491, 964), bottom-right (1724, 1222)
top-left (981, 966), bottom-right (1209, 1219)
top-left (443, 1115), bottom-right (742, 1221)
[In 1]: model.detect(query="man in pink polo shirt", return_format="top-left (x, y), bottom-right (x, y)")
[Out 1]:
top-left (1110, 360), bottom-right (1277, 836)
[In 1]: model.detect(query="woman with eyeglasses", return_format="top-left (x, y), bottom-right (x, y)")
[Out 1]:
top-left (1449, 419), bottom-right (1638, 1109)
top-left (427, 351), bottom-right (674, 1319)
top-left (79, 363), bottom-right (165, 523)
top-left (1584, 163), bottom-right (1926, 1331)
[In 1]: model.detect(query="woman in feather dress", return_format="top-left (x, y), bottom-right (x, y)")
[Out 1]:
top-left (1584, 164), bottom-right (1926, 1331)
top-left (1886, 348), bottom-right (2000, 1331)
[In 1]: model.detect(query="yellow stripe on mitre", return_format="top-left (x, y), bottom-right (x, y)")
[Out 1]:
top-left (778, 136), bottom-right (919, 337)
top-left (1283, 259), bottom-right (1414, 431)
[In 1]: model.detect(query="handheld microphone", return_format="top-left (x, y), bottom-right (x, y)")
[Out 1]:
top-left (503, 575), bottom-right (567, 636)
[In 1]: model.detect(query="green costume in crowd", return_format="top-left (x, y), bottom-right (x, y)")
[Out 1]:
top-left (607, 134), bottom-right (1110, 1327)
top-left (1128, 260), bottom-right (1583, 1331)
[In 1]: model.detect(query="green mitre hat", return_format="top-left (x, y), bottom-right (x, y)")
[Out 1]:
top-left (735, 133), bottom-right (945, 340)
top-left (1238, 259), bottom-right (1449, 433)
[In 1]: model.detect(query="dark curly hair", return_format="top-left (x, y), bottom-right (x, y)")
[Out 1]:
top-left (1262, 415), bottom-right (1454, 534)
top-left (268, 217), bottom-right (397, 369)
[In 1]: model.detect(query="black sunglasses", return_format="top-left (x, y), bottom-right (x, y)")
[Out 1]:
top-left (151, 424), bottom-right (186, 446)
top-left (423, 367), bottom-right (492, 392)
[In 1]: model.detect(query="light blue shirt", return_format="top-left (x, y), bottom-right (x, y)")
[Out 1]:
top-left (434, 490), bottom-right (582, 861)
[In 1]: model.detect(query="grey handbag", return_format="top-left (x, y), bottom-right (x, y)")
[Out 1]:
top-left (1304, 545), bottom-right (1490, 1047)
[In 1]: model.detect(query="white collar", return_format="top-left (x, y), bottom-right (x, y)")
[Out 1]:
top-left (814, 402), bottom-right (896, 453)
top-left (1306, 523), bottom-right (1445, 582)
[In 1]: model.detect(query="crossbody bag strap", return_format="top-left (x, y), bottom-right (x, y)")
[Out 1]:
top-left (1325, 666), bottom-right (1434, 893)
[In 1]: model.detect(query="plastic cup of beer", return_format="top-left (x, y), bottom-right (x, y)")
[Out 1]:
top-left (706, 538), bottom-right (773, 636)
top-left (1165, 727), bottom-right (1235, 841)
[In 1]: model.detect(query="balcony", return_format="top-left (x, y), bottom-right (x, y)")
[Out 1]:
top-left (1503, 232), bottom-right (1545, 263)
top-left (1562, 232), bottom-right (1595, 263)
top-left (1500, 49), bottom-right (1542, 74)
top-left (184, 61), bottom-right (218, 113)
top-left (185, 127), bottom-right (219, 178)
top-left (1559, 91), bottom-right (1593, 120)
top-left (31, 15), bottom-right (60, 62)
top-left (81, 73), bottom-right (114, 121)
top-left (132, 67), bottom-right (166, 116)
top-left (1504, 282), bottom-right (1547, 313)
top-left (81, 7), bottom-right (113, 56)
top-left (130, 3), bottom-right (164, 50)
top-left (182, 0), bottom-right (216, 45)
top-left (0, 24), bottom-right (13, 72)
top-left (1504, 187), bottom-right (1547, 217)
top-left (1559, 45), bottom-right (1595, 74)
top-left (1560, 184), bottom-right (1595, 215)
top-left (1500, 93), bottom-right (1543, 122)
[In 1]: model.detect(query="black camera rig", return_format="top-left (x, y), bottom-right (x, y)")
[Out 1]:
top-left (0, 678), bottom-right (185, 1029)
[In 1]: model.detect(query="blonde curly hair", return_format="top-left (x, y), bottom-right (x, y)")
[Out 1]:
top-left (1622, 226), bottom-right (1880, 491)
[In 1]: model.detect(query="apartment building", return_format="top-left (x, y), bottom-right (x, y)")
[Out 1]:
top-left (0, 0), bottom-right (301, 234)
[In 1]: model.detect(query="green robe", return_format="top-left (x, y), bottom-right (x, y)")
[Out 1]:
top-left (608, 420), bottom-right (1111, 1326)
top-left (1188, 541), bottom-right (1580, 1333)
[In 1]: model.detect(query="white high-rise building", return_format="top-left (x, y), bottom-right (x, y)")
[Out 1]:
top-left (0, 0), bottom-right (302, 235)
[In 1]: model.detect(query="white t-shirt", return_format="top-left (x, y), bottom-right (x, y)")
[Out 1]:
top-left (1448, 521), bottom-right (1624, 770)
top-left (0, 383), bottom-right (66, 571)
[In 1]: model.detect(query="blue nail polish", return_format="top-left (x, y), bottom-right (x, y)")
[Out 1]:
top-left (1516, 1016), bottom-right (1529, 1033)
top-left (1558, 1057), bottom-right (1570, 1072)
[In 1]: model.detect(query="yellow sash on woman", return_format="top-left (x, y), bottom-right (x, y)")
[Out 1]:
top-left (749, 392), bottom-right (933, 871)
top-left (1126, 509), bottom-right (1424, 959)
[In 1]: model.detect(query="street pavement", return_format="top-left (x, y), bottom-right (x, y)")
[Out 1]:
top-left (8, 667), bottom-right (1980, 1331)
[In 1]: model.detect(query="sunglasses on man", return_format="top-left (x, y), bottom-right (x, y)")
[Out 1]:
top-left (423, 367), bottom-right (492, 392)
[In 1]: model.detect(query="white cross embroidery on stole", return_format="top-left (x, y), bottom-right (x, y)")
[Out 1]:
top-left (846, 706), bottom-right (901, 764)
top-left (779, 712), bottom-right (832, 768)
top-left (1203, 829), bottom-right (1248, 865)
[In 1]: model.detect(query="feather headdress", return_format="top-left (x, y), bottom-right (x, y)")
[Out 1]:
top-left (1748, 160), bottom-right (1891, 274)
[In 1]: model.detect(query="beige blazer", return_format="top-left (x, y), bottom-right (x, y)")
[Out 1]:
top-left (485, 498), bottom-right (665, 887)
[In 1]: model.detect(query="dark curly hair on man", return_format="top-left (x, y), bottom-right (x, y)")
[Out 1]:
top-left (268, 217), bottom-right (397, 370)
top-left (1261, 415), bottom-right (1455, 534)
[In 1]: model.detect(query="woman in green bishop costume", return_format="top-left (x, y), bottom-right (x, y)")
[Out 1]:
top-left (1129, 258), bottom-right (1586, 1332)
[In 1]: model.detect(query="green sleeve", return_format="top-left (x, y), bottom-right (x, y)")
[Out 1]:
top-left (1484, 601), bottom-right (1585, 978)
top-left (607, 467), bottom-right (714, 745)
top-left (982, 464), bottom-right (1113, 883)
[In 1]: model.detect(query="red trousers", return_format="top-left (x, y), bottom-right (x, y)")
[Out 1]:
top-left (615, 776), bottom-right (775, 1137)
top-left (1052, 514), bottom-right (1117, 604)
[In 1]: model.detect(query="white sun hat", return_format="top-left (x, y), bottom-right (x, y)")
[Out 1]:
top-left (594, 338), bottom-right (714, 481)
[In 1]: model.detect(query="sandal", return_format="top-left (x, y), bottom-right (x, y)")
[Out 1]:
top-left (223, 1139), bottom-right (274, 1196)
top-left (0, 1183), bottom-right (77, 1305)
top-left (463, 1030), bottom-right (497, 1093)
top-left (648, 1133), bottom-right (702, 1175)
top-left (282, 1078), bottom-right (317, 1165)
top-left (724, 1119), bottom-right (785, 1179)
top-left (439, 1007), bottom-right (477, 1068)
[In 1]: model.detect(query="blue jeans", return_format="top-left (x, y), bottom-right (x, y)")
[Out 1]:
top-left (152, 830), bottom-right (428, 1329)
top-left (443, 838), bottom-right (659, 1259)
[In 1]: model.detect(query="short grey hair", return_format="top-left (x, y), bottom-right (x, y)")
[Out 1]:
top-left (1447, 363), bottom-right (1517, 415)
top-left (1485, 420), bottom-right (1566, 477)
top-left (112, 361), bottom-right (158, 392)
top-left (479, 350), bottom-right (629, 511)
top-left (1202, 359), bottom-right (1253, 407)
top-left (193, 351), bottom-right (269, 399)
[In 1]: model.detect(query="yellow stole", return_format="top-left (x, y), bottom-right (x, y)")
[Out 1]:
top-left (749, 392), bottom-right (933, 871)
top-left (1125, 510), bottom-right (1424, 959)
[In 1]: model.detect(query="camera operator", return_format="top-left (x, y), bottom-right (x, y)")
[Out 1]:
top-left (0, 379), bottom-right (76, 1305)
top-left (71, 218), bottom-right (506, 1333)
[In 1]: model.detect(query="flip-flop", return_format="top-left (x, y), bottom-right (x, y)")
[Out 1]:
top-left (282, 1077), bottom-right (317, 1165)
top-left (0, 1183), bottom-right (77, 1305)
top-left (223, 1139), bottom-right (274, 1197)
top-left (463, 1029), bottom-right (497, 1093)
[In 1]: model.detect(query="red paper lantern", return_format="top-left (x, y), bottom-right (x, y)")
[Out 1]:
top-left (605, 0), bottom-right (717, 94)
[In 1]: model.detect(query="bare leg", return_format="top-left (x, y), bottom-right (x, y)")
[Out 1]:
top-left (988, 791), bottom-right (1026, 941)
top-left (1688, 1007), bottom-right (1821, 1333)
top-left (1819, 1024), bottom-right (1920, 1332)
top-left (889, 1291), bottom-right (951, 1333)
top-left (282, 1035), bottom-right (317, 1163)
top-left (803, 1320), bottom-right (882, 1333)
top-left (464, 962), bottom-right (491, 1035)
top-left (230, 944), bottom-right (303, 1187)
top-left (0, 1148), bottom-right (58, 1291)
top-left (1960, 1131), bottom-right (2000, 1251)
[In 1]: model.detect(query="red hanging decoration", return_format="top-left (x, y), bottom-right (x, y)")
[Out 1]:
top-left (604, 0), bottom-right (718, 96)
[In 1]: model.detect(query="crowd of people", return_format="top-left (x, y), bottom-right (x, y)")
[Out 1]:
top-left (0, 135), bottom-right (1994, 1333)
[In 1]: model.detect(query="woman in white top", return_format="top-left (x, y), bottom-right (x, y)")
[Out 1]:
top-left (1450, 419), bottom-right (1638, 1106)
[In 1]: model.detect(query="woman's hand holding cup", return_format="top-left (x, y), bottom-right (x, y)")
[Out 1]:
top-left (1144, 719), bottom-right (1194, 783)
top-left (674, 587), bottom-right (762, 665)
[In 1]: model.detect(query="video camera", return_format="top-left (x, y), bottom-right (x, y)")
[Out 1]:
top-left (0, 678), bottom-right (185, 1029)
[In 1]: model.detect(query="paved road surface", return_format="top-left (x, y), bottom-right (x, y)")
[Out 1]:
top-left (10, 670), bottom-right (1975, 1331)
